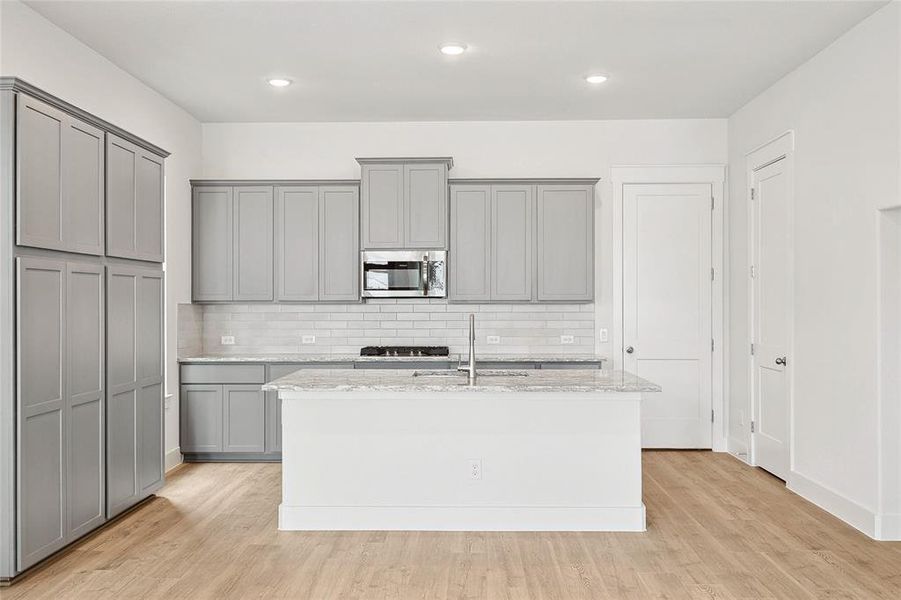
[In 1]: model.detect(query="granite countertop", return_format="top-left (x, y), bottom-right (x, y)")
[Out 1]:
top-left (262, 368), bottom-right (659, 394)
top-left (178, 354), bottom-right (607, 364)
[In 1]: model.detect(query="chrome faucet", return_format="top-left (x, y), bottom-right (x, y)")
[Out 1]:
top-left (459, 313), bottom-right (477, 381)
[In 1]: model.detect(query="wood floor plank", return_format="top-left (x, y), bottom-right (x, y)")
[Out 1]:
top-left (4, 452), bottom-right (901, 599)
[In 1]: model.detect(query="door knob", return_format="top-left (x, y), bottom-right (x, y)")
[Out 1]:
top-left (775, 357), bottom-right (787, 366)
top-left (625, 346), bottom-right (634, 354)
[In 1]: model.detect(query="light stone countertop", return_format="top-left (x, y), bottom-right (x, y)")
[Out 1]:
top-left (263, 368), bottom-right (659, 394)
top-left (177, 353), bottom-right (607, 365)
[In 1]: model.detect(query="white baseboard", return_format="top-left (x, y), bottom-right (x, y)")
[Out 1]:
top-left (727, 436), bottom-right (749, 463)
top-left (164, 447), bottom-right (183, 473)
top-left (279, 504), bottom-right (646, 532)
top-left (875, 513), bottom-right (901, 541)
top-left (787, 470), bottom-right (876, 538)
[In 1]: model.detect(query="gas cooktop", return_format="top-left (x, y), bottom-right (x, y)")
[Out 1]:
top-left (360, 346), bottom-right (450, 357)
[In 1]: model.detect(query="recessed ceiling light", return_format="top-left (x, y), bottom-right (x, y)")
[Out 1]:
top-left (585, 74), bottom-right (608, 84)
top-left (439, 43), bottom-right (467, 56)
top-left (268, 78), bottom-right (292, 88)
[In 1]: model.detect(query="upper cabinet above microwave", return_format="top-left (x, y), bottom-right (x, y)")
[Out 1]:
top-left (357, 157), bottom-right (452, 250)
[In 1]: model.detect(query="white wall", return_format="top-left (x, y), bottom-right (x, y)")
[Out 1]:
top-left (0, 0), bottom-right (203, 469)
top-left (202, 118), bottom-right (728, 359)
top-left (727, 2), bottom-right (901, 536)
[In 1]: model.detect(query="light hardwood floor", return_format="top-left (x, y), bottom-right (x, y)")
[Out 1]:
top-left (4, 452), bottom-right (901, 599)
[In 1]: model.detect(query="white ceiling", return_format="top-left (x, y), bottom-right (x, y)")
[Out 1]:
top-left (25, 0), bottom-right (886, 123)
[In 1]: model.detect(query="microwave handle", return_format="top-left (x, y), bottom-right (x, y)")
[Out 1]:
top-left (420, 256), bottom-right (429, 295)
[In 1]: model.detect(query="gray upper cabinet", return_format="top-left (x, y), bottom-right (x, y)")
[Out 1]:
top-left (192, 186), bottom-right (234, 301)
top-left (360, 163), bottom-right (404, 248)
top-left (106, 134), bottom-right (165, 262)
top-left (16, 94), bottom-right (104, 256)
top-left (359, 158), bottom-right (452, 249)
top-left (449, 185), bottom-right (491, 301)
top-left (536, 185), bottom-right (594, 301)
top-left (405, 163), bottom-right (447, 248)
top-left (275, 186), bottom-right (319, 301)
top-left (106, 265), bottom-right (164, 518)
top-left (319, 186), bottom-right (360, 301)
top-left (233, 186), bottom-right (274, 301)
top-left (491, 185), bottom-right (533, 301)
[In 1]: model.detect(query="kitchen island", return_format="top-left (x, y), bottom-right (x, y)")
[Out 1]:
top-left (264, 368), bottom-right (660, 532)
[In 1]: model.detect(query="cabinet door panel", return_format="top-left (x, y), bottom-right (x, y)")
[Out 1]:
top-left (107, 269), bottom-right (137, 389)
top-left (106, 135), bottom-right (137, 258)
top-left (181, 385), bottom-right (223, 453)
top-left (135, 153), bottom-right (164, 261)
top-left (65, 121), bottom-right (104, 255)
top-left (536, 185), bottom-right (594, 301)
top-left (275, 186), bottom-right (319, 301)
top-left (361, 165), bottom-right (404, 248)
top-left (265, 391), bottom-right (282, 454)
top-left (17, 95), bottom-right (64, 251)
top-left (223, 385), bottom-right (265, 453)
top-left (106, 389), bottom-right (137, 512)
top-left (319, 187), bottom-right (360, 301)
top-left (137, 272), bottom-right (164, 494)
top-left (405, 163), bottom-right (446, 248)
top-left (192, 187), bottom-right (233, 301)
top-left (491, 185), bottom-right (533, 301)
top-left (449, 185), bottom-right (491, 301)
top-left (16, 258), bottom-right (66, 569)
top-left (233, 186), bottom-right (274, 301)
top-left (66, 263), bottom-right (105, 538)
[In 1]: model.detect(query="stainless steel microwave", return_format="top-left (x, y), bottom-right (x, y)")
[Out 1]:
top-left (361, 250), bottom-right (447, 298)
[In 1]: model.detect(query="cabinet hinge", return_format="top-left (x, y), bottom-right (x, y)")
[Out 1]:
top-left (711, 338), bottom-right (715, 352)
top-left (750, 343), bottom-right (755, 355)
top-left (750, 421), bottom-right (756, 433)
top-left (750, 188), bottom-right (756, 200)
top-left (750, 265), bottom-right (756, 278)
top-left (711, 409), bottom-right (715, 423)
top-left (711, 196), bottom-right (715, 210)
top-left (711, 268), bottom-right (715, 281)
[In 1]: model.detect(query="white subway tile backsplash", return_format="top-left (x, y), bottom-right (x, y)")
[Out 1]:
top-left (194, 300), bottom-right (595, 355)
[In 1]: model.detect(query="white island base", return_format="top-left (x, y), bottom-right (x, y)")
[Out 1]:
top-left (271, 370), bottom-right (656, 532)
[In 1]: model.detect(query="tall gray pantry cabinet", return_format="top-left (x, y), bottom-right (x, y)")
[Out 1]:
top-left (0, 78), bottom-right (168, 580)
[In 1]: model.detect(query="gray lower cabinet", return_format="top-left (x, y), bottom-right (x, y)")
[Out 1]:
top-left (275, 186), bottom-right (319, 301)
top-left (233, 187), bottom-right (273, 301)
top-left (16, 257), bottom-right (105, 571)
top-left (16, 94), bottom-right (104, 256)
top-left (106, 134), bottom-right (165, 262)
top-left (449, 185), bottom-right (491, 301)
top-left (536, 185), bottom-right (594, 301)
top-left (319, 186), bottom-right (360, 301)
top-left (223, 385), bottom-right (266, 452)
top-left (192, 186), bottom-right (234, 301)
top-left (181, 385), bottom-right (224, 452)
top-left (106, 265), bottom-right (164, 518)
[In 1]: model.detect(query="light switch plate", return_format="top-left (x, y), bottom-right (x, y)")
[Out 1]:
top-left (486, 335), bottom-right (500, 345)
top-left (221, 335), bottom-right (235, 345)
top-left (561, 335), bottom-right (575, 344)
top-left (301, 335), bottom-right (316, 344)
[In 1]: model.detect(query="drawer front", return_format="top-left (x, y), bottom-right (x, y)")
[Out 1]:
top-left (539, 362), bottom-right (604, 370)
top-left (268, 362), bottom-right (354, 380)
top-left (477, 361), bottom-right (537, 370)
top-left (180, 364), bottom-right (265, 384)
top-left (355, 361), bottom-right (453, 370)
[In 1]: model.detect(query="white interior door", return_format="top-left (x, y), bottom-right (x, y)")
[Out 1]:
top-left (751, 158), bottom-right (791, 480)
top-left (623, 183), bottom-right (712, 448)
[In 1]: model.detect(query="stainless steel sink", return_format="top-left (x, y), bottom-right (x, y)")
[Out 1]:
top-left (412, 370), bottom-right (529, 378)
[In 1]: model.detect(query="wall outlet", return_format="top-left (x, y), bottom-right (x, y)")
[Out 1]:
top-left (560, 335), bottom-right (575, 344)
top-left (221, 335), bottom-right (235, 345)
top-left (486, 335), bottom-right (500, 345)
top-left (599, 328), bottom-right (609, 343)
top-left (301, 335), bottom-right (316, 344)
top-left (468, 459), bottom-right (482, 480)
